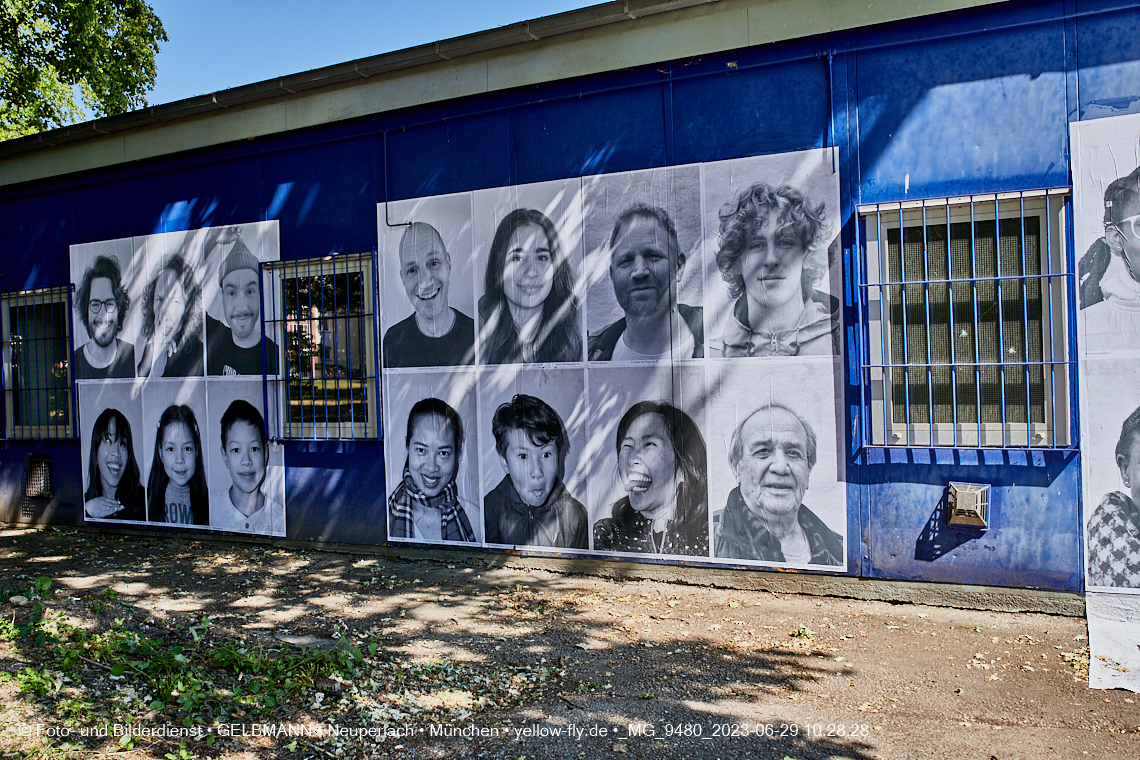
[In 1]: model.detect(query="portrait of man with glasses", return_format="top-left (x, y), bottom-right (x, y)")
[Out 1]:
top-left (74, 255), bottom-right (136, 379)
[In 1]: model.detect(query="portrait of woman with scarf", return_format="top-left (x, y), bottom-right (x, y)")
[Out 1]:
top-left (387, 397), bottom-right (479, 543)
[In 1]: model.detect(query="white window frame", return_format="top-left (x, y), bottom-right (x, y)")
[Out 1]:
top-left (859, 190), bottom-right (1072, 448)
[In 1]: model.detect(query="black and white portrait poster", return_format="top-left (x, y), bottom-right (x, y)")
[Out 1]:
top-left (377, 149), bottom-right (846, 568)
top-left (706, 357), bottom-right (846, 569)
top-left (1072, 112), bottom-right (1140, 691)
top-left (479, 366), bottom-right (587, 550)
top-left (382, 370), bottom-right (481, 545)
top-left (585, 364), bottom-right (708, 557)
top-left (583, 164), bottom-right (702, 359)
top-left (70, 221), bottom-right (283, 536)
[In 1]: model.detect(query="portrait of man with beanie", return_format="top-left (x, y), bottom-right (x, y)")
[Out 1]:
top-left (205, 231), bottom-right (279, 376)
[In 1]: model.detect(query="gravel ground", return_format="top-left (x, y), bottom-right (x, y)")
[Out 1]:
top-left (0, 527), bottom-right (1136, 760)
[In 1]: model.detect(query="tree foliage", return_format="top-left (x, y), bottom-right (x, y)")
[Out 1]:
top-left (0, 0), bottom-right (166, 140)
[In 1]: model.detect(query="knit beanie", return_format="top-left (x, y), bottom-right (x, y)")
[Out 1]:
top-left (218, 238), bottom-right (260, 286)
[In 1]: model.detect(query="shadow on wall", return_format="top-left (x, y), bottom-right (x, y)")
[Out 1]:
top-left (284, 441), bottom-right (388, 546)
top-left (913, 485), bottom-right (985, 562)
top-left (0, 445), bottom-right (83, 527)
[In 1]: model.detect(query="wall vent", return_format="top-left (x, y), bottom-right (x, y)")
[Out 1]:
top-left (948, 481), bottom-right (988, 529)
top-left (24, 455), bottom-right (52, 499)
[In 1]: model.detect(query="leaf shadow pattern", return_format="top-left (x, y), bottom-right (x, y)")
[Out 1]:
top-left (1, 528), bottom-right (877, 759)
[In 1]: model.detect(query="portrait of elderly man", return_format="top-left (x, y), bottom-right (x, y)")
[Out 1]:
top-left (588, 205), bottom-right (704, 361)
top-left (383, 221), bottom-right (475, 368)
top-left (711, 183), bottom-right (838, 357)
top-left (206, 235), bottom-right (278, 376)
top-left (74, 255), bottom-right (136, 379)
top-left (713, 403), bottom-right (842, 565)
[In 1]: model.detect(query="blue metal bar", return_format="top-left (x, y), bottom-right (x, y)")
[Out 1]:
top-left (946, 198), bottom-right (959, 447)
top-left (854, 209), bottom-right (867, 450)
top-left (867, 360), bottom-right (1067, 368)
top-left (877, 210), bottom-right (889, 445)
top-left (0, 295), bottom-right (10, 439)
top-left (331, 257), bottom-right (343, 439)
top-left (859, 272), bottom-right (1069, 287)
top-left (898, 208), bottom-right (916, 446)
top-left (994, 198), bottom-right (1008, 447)
top-left (1064, 195), bottom-right (1079, 448)
top-left (258, 263), bottom-right (271, 442)
top-left (1046, 195), bottom-right (1057, 448)
top-left (65, 287), bottom-right (78, 437)
top-left (1020, 195), bottom-right (1032, 444)
top-left (371, 248), bottom-right (383, 441)
top-left (921, 204), bottom-right (934, 444)
top-left (306, 256), bottom-right (315, 438)
top-left (970, 201), bottom-right (982, 443)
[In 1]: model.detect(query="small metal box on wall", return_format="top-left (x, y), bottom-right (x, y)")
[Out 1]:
top-left (948, 482), bottom-right (989, 529)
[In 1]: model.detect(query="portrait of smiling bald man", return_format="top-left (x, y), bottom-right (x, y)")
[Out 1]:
top-left (383, 221), bottom-right (476, 368)
top-left (713, 403), bottom-right (842, 565)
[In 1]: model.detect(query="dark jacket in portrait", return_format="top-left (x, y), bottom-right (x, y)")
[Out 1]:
top-left (592, 495), bottom-right (708, 556)
top-left (483, 475), bottom-right (588, 549)
top-left (713, 487), bottom-right (842, 565)
top-left (136, 333), bottom-right (205, 378)
top-left (382, 309), bottom-right (475, 368)
top-left (74, 339), bottom-right (136, 379)
top-left (587, 304), bottom-right (704, 361)
top-left (206, 314), bottom-right (279, 375)
top-left (1079, 237), bottom-right (1112, 309)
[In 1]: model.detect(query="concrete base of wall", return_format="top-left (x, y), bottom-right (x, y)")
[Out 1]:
top-left (15, 522), bottom-right (1085, 617)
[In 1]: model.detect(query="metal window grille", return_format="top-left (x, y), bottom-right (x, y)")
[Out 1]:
top-left (262, 252), bottom-right (380, 440)
top-left (1, 287), bottom-right (73, 440)
top-left (857, 190), bottom-right (1074, 448)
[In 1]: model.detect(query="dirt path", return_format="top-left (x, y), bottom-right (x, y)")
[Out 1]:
top-left (0, 528), bottom-right (1136, 759)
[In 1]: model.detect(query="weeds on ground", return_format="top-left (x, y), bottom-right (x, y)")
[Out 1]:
top-left (0, 576), bottom-right (563, 758)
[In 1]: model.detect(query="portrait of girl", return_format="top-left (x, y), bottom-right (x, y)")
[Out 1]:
top-left (593, 400), bottom-right (709, 556)
top-left (479, 208), bottom-right (581, 365)
top-left (83, 408), bottom-right (146, 521)
top-left (387, 397), bottom-right (478, 543)
top-left (146, 404), bottom-right (209, 525)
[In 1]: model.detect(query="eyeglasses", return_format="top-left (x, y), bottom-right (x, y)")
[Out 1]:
top-left (1107, 214), bottom-right (1140, 240)
top-left (88, 299), bottom-right (119, 314)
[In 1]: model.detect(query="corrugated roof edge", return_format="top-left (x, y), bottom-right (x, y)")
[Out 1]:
top-left (0, 0), bottom-right (716, 159)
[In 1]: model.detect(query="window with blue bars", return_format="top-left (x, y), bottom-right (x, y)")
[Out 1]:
top-left (857, 190), bottom-right (1074, 448)
top-left (262, 253), bottom-right (380, 440)
top-left (1, 287), bottom-right (73, 439)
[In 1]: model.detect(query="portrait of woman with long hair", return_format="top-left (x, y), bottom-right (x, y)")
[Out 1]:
top-left (479, 208), bottom-right (581, 364)
top-left (83, 408), bottom-right (146, 521)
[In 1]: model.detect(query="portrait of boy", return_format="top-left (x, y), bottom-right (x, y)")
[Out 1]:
top-left (483, 394), bottom-right (588, 549)
top-left (212, 399), bottom-right (284, 536)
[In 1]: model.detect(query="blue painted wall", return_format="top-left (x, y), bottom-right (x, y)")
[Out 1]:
top-left (3, 0), bottom-right (1139, 589)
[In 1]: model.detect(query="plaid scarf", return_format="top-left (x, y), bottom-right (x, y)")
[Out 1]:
top-left (387, 465), bottom-right (476, 543)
